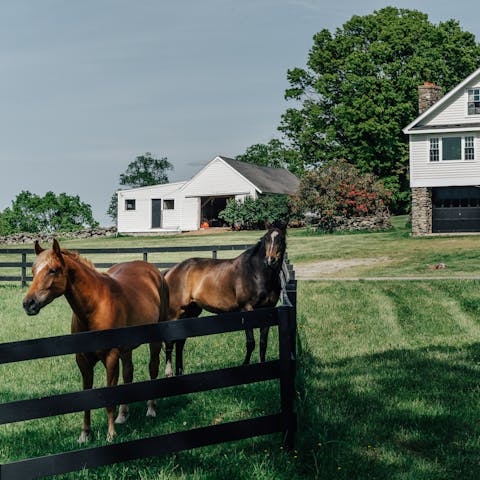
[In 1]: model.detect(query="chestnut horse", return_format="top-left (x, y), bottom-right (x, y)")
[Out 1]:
top-left (22, 239), bottom-right (169, 443)
top-left (164, 222), bottom-right (288, 376)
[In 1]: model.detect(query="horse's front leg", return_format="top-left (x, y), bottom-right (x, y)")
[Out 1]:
top-left (242, 305), bottom-right (255, 365)
top-left (104, 348), bottom-right (121, 442)
top-left (259, 326), bottom-right (270, 362)
top-left (115, 351), bottom-right (133, 425)
top-left (76, 353), bottom-right (96, 444)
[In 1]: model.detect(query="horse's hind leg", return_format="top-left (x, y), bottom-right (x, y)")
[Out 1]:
top-left (259, 326), bottom-right (269, 362)
top-left (165, 341), bottom-right (174, 377)
top-left (147, 341), bottom-right (162, 417)
top-left (175, 304), bottom-right (201, 375)
top-left (115, 351), bottom-right (133, 424)
top-left (76, 353), bottom-right (96, 444)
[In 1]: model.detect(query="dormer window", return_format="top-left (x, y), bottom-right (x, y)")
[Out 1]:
top-left (468, 88), bottom-right (480, 115)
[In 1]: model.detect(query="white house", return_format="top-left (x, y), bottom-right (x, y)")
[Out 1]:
top-left (404, 68), bottom-right (480, 234)
top-left (117, 155), bottom-right (300, 233)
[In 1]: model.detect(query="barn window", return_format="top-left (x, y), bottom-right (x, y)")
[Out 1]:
top-left (125, 199), bottom-right (136, 211)
top-left (468, 88), bottom-right (480, 115)
top-left (163, 199), bottom-right (175, 210)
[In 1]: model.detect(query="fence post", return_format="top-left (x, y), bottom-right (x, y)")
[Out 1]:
top-left (21, 252), bottom-right (27, 288)
top-left (143, 251), bottom-right (148, 262)
top-left (212, 250), bottom-right (217, 260)
top-left (278, 305), bottom-right (296, 451)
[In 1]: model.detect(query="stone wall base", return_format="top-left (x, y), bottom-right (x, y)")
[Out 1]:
top-left (411, 187), bottom-right (432, 236)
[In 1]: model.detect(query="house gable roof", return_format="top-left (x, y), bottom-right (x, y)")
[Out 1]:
top-left (218, 156), bottom-right (300, 194)
top-left (403, 67), bottom-right (480, 134)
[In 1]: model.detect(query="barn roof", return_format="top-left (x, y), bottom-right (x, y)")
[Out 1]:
top-left (219, 156), bottom-right (299, 195)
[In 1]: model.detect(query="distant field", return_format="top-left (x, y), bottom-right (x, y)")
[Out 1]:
top-left (4, 216), bottom-right (480, 279)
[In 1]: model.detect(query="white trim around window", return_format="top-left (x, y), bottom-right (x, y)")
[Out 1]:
top-left (428, 134), bottom-right (476, 162)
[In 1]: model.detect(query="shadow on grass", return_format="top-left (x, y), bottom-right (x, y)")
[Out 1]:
top-left (295, 339), bottom-right (480, 479)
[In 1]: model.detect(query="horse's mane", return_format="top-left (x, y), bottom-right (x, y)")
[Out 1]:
top-left (61, 249), bottom-right (96, 270)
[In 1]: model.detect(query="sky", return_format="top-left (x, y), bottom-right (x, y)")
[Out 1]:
top-left (1, 0), bottom-right (480, 226)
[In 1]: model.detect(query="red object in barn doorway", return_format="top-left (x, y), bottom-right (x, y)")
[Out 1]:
top-left (200, 221), bottom-right (210, 228)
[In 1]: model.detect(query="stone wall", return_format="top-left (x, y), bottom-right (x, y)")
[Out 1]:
top-left (0, 226), bottom-right (117, 246)
top-left (333, 212), bottom-right (392, 232)
top-left (411, 187), bottom-right (432, 236)
top-left (308, 211), bottom-right (392, 232)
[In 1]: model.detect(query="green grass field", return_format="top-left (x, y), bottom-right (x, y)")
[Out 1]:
top-left (2, 224), bottom-right (480, 478)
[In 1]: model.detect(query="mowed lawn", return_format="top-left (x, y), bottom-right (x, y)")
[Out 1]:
top-left (1, 223), bottom-right (480, 478)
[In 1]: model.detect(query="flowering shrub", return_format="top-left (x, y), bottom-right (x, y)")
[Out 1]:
top-left (292, 160), bottom-right (391, 232)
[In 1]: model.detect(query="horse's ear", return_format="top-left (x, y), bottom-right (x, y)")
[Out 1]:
top-left (264, 220), bottom-right (272, 230)
top-left (52, 239), bottom-right (65, 265)
top-left (34, 241), bottom-right (44, 255)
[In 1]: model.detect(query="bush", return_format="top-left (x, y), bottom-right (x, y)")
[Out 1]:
top-left (219, 194), bottom-right (291, 230)
top-left (292, 160), bottom-right (391, 232)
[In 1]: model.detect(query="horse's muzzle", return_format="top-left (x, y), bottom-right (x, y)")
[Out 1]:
top-left (23, 297), bottom-right (41, 316)
top-left (265, 256), bottom-right (279, 268)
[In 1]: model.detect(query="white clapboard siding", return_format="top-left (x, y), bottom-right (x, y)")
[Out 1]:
top-left (181, 157), bottom-right (257, 198)
top-left (426, 79), bottom-right (480, 126)
top-left (409, 134), bottom-right (480, 187)
top-left (117, 182), bottom-right (186, 233)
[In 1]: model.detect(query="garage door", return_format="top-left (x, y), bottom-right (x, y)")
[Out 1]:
top-left (432, 186), bottom-right (480, 233)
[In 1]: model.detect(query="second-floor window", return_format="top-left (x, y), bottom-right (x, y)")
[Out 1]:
top-left (468, 88), bottom-right (480, 115)
top-left (429, 136), bottom-right (475, 162)
top-left (429, 138), bottom-right (439, 161)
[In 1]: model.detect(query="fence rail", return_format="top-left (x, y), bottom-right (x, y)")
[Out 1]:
top-left (0, 244), bottom-right (253, 287)
top-left (0, 279), bottom-right (297, 479)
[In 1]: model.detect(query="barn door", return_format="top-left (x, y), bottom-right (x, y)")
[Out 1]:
top-left (151, 199), bottom-right (162, 228)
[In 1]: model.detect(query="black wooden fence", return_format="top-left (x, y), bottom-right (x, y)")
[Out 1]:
top-left (0, 245), bottom-right (252, 287)
top-left (0, 280), bottom-right (297, 479)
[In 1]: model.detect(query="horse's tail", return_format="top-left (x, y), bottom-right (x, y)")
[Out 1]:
top-left (159, 273), bottom-right (170, 324)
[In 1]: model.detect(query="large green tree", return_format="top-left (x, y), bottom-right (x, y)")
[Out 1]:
top-left (235, 138), bottom-right (304, 176)
top-left (108, 152), bottom-right (173, 221)
top-left (0, 191), bottom-right (98, 235)
top-left (279, 7), bottom-right (480, 210)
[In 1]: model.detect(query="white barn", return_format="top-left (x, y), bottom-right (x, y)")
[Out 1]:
top-left (404, 68), bottom-right (480, 234)
top-left (117, 156), bottom-right (299, 233)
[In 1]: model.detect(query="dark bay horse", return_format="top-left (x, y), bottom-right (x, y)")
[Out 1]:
top-left (22, 239), bottom-right (169, 443)
top-left (164, 222), bottom-right (288, 375)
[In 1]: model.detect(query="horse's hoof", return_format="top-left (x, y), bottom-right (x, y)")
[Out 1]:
top-left (114, 413), bottom-right (129, 424)
top-left (78, 432), bottom-right (90, 444)
top-left (146, 407), bottom-right (156, 418)
top-left (106, 431), bottom-right (116, 443)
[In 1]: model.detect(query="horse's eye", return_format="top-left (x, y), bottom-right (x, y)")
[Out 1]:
top-left (49, 268), bottom-right (58, 275)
